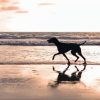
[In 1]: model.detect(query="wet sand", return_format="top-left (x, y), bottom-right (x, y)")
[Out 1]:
top-left (0, 45), bottom-right (100, 64)
top-left (0, 45), bottom-right (99, 100)
top-left (0, 64), bottom-right (100, 100)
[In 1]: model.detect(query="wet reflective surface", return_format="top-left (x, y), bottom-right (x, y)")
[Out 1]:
top-left (0, 46), bottom-right (100, 64)
top-left (0, 65), bottom-right (100, 100)
top-left (0, 45), bottom-right (99, 100)
top-left (0, 64), bottom-right (99, 100)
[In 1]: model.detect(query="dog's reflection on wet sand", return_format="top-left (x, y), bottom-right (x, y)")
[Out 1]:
top-left (49, 64), bottom-right (87, 87)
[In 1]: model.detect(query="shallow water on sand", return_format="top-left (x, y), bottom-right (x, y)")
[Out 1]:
top-left (0, 45), bottom-right (100, 64)
top-left (0, 45), bottom-right (100, 100)
top-left (0, 64), bottom-right (100, 100)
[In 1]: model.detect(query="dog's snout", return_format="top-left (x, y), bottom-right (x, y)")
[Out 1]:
top-left (47, 38), bottom-right (52, 43)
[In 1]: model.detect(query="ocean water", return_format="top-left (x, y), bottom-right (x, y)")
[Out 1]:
top-left (0, 32), bottom-right (100, 45)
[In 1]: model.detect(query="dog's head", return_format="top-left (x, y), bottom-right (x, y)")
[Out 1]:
top-left (47, 37), bottom-right (58, 43)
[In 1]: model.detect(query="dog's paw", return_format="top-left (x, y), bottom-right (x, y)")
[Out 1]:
top-left (68, 62), bottom-right (70, 65)
top-left (75, 59), bottom-right (78, 62)
top-left (83, 62), bottom-right (87, 65)
top-left (52, 66), bottom-right (55, 71)
top-left (52, 58), bottom-right (54, 60)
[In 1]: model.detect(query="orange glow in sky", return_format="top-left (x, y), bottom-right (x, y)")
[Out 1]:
top-left (0, 0), bottom-right (9, 2)
top-left (0, 0), bottom-right (21, 11)
top-left (0, 6), bottom-right (19, 11)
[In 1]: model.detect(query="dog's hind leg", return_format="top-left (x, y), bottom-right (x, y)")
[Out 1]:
top-left (71, 51), bottom-right (79, 62)
top-left (78, 51), bottom-right (86, 64)
top-left (52, 53), bottom-right (60, 60)
top-left (63, 54), bottom-right (70, 65)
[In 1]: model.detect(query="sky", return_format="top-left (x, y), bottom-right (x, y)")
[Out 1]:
top-left (0, 0), bottom-right (100, 32)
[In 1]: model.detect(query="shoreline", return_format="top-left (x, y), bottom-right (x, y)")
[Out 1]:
top-left (0, 61), bottom-right (99, 65)
top-left (0, 44), bottom-right (100, 46)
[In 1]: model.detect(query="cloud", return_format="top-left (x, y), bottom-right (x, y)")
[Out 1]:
top-left (0, 0), bottom-right (27, 13)
top-left (16, 10), bottom-right (28, 13)
top-left (0, 0), bottom-right (9, 2)
top-left (0, 6), bottom-right (19, 11)
top-left (38, 3), bottom-right (55, 6)
top-left (0, 0), bottom-right (19, 11)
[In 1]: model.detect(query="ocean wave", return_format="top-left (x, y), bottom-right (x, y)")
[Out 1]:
top-left (0, 39), bottom-right (100, 46)
top-left (0, 32), bottom-right (100, 45)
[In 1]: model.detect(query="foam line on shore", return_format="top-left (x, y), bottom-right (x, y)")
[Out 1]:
top-left (0, 61), bottom-right (99, 65)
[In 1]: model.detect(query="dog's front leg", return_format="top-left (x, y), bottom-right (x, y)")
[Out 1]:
top-left (52, 53), bottom-right (60, 60)
top-left (63, 53), bottom-right (70, 65)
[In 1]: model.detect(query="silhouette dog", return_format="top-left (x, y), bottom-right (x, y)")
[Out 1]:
top-left (47, 37), bottom-right (86, 64)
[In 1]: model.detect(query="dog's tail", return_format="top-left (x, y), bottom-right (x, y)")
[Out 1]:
top-left (79, 41), bottom-right (86, 46)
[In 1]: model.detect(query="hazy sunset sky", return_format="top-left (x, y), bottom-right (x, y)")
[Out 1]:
top-left (0, 0), bottom-right (100, 32)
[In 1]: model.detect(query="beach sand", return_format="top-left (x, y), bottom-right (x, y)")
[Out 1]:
top-left (0, 45), bottom-right (99, 64)
top-left (0, 45), bottom-right (99, 100)
top-left (0, 64), bottom-right (100, 100)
